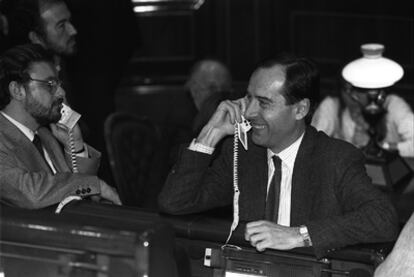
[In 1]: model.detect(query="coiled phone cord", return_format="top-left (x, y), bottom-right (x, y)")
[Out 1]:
top-left (224, 124), bottom-right (241, 245)
top-left (68, 130), bottom-right (78, 173)
top-left (54, 129), bottom-right (81, 214)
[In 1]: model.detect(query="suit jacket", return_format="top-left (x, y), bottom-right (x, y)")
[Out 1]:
top-left (0, 113), bottom-right (102, 209)
top-left (158, 125), bottom-right (399, 257)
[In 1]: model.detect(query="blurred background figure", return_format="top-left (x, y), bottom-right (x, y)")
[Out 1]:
top-left (312, 44), bottom-right (414, 157)
top-left (0, 0), bottom-right (9, 53)
top-left (187, 59), bottom-right (232, 110)
top-left (186, 59), bottom-right (235, 135)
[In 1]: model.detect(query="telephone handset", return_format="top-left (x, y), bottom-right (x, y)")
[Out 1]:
top-left (224, 116), bottom-right (251, 245)
top-left (59, 103), bottom-right (81, 130)
top-left (58, 103), bottom-right (81, 173)
top-left (236, 116), bottom-right (252, 150)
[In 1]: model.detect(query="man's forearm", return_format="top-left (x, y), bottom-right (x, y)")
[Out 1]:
top-left (197, 125), bottom-right (227, 148)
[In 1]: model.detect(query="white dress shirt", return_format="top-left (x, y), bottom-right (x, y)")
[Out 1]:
top-left (189, 132), bottom-right (305, 227)
top-left (1, 111), bottom-right (57, 174)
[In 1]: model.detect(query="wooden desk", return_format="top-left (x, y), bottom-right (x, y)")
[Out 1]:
top-left (1, 202), bottom-right (392, 277)
top-left (0, 204), bottom-right (178, 277)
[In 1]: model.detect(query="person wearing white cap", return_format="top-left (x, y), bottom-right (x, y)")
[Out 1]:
top-left (311, 44), bottom-right (414, 157)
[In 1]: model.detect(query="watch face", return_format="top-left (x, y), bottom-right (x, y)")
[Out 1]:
top-left (299, 225), bottom-right (307, 234)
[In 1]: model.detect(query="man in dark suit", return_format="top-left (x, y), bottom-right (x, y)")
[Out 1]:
top-left (158, 55), bottom-right (399, 258)
top-left (0, 43), bottom-right (120, 209)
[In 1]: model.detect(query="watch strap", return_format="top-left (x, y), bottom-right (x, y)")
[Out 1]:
top-left (299, 225), bottom-right (312, 247)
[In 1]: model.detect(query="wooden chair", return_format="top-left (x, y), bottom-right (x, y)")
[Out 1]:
top-left (104, 112), bottom-right (163, 208)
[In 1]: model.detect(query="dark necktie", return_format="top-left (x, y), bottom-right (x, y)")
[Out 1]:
top-left (33, 134), bottom-right (52, 172)
top-left (265, 155), bottom-right (282, 222)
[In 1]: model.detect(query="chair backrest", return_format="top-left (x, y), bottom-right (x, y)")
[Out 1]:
top-left (104, 112), bottom-right (162, 208)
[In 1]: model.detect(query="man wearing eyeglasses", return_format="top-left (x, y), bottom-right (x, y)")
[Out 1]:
top-left (0, 43), bottom-right (121, 209)
top-left (3, 0), bottom-right (79, 107)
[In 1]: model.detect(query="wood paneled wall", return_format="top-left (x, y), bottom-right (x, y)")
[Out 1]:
top-left (125, 0), bottom-right (414, 104)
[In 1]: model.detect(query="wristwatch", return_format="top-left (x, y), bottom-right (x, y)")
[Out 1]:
top-left (299, 225), bottom-right (312, 247)
top-left (381, 141), bottom-right (390, 150)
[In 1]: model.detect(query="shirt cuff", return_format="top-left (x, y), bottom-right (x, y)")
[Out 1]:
top-left (188, 139), bottom-right (215, 155)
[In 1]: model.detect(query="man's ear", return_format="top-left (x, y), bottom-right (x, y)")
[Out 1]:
top-left (28, 31), bottom-right (45, 47)
top-left (9, 81), bottom-right (26, 101)
top-left (294, 98), bottom-right (310, 120)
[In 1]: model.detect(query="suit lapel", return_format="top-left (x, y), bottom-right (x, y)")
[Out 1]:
top-left (0, 114), bottom-right (70, 173)
top-left (37, 127), bottom-right (71, 173)
top-left (290, 126), bottom-right (318, 226)
top-left (0, 114), bottom-right (51, 172)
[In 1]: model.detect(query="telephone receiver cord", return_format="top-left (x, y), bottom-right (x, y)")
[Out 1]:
top-left (68, 130), bottom-right (78, 173)
top-left (224, 124), bottom-right (241, 246)
top-left (54, 130), bottom-right (82, 214)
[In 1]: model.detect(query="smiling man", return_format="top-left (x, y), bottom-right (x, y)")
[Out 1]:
top-left (158, 54), bottom-right (399, 258)
top-left (0, 43), bottom-right (120, 209)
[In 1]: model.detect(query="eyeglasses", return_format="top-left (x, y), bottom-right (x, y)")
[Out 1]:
top-left (27, 77), bottom-right (62, 94)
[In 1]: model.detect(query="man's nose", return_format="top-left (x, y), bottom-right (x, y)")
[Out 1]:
top-left (244, 99), bottom-right (258, 120)
top-left (67, 22), bottom-right (77, 36)
top-left (55, 86), bottom-right (65, 98)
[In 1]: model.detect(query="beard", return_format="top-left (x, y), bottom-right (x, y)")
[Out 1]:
top-left (25, 94), bottom-right (64, 126)
top-left (46, 36), bottom-right (77, 57)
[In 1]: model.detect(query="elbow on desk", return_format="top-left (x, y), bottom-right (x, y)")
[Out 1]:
top-left (4, 196), bottom-right (48, 210)
top-left (157, 192), bottom-right (202, 216)
top-left (157, 193), bottom-right (184, 215)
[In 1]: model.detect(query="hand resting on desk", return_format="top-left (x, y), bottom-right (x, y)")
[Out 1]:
top-left (245, 220), bottom-right (305, 251)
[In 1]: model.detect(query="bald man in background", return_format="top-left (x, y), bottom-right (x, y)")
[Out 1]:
top-left (186, 59), bottom-right (238, 134)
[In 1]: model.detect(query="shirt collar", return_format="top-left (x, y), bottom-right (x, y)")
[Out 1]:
top-left (267, 131), bottom-right (305, 169)
top-left (1, 111), bottom-right (36, 141)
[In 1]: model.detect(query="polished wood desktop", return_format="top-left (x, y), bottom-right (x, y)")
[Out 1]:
top-left (0, 201), bottom-right (393, 277)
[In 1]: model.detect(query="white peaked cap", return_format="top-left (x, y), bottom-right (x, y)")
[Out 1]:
top-left (342, 43), bottom-right (404, 89)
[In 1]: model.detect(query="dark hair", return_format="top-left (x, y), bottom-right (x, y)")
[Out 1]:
top-left (5, 0), bottom-right (64, 46)
top-left (257, 54), bottom-right (320, 123)
top-left (0, 43), bottom-right (55, 109)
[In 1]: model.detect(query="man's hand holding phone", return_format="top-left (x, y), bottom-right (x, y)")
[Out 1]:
top-left (50, 123), bottom-right (84, 152)
top-left (197, 97), bottom-right (249, 148)
top-left (50, 103), bottom-right (84, 152)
